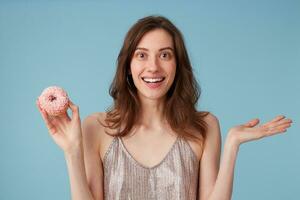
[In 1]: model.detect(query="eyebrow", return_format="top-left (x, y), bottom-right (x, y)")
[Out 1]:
top-left (135, 47), bottom-right (174, 52)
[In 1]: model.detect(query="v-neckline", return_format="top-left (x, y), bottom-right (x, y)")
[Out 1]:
top-left (118, 136), bottom-right (180, 170)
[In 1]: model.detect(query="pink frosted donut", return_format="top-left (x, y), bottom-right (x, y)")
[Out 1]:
top-left (38, 86), bottom-right (69, 116)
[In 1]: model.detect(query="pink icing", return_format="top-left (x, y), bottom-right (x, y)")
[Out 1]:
top-left (38, 86), bottom-right (69, 116)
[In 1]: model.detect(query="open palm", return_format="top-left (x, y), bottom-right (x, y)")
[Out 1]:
top-left (228, 115), bottom-right (293, 145)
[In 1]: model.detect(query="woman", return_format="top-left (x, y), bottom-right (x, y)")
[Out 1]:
top-left (36, 15), bottom-right (293, 200)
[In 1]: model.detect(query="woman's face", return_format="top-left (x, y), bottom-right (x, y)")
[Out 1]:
top-left (129, 28), bottom-right (176, 101)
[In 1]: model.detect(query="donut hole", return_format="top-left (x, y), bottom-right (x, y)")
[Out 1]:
top-left (48, 95), bottom-right (57, 102)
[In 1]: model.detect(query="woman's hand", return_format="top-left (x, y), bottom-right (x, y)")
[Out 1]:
top-left (227, 115), bottom-right (293, 146)
top-left (36, 99), bottom-right (83, 154)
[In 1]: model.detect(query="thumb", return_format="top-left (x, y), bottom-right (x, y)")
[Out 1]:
top-left (243, 118), bottom-right (260, 127)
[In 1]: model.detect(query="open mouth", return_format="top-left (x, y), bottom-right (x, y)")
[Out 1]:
top-left (141, 77), bottom-right (165, 89)
top-left (142, 77), bottom-right (165, 83)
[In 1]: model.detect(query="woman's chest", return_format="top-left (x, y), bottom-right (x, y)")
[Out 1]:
top-left (95, 113), bottom-right (204, 163)
top-left (102, 136), bottom-right (200, 200)
top-left (99, 132), bottom-right (202, 167)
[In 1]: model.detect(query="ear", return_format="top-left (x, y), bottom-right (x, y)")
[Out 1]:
top-left (128, 68), bottom-right (132, 75)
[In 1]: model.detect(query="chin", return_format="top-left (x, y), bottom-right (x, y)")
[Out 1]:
top-left (138, 91), bottom-right (167, 101)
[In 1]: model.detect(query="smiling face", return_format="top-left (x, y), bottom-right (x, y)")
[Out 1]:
top-left (129, 28), bottom-right (177, 102)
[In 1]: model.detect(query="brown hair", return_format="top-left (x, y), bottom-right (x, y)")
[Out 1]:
top-left (101, 15), bottom-right (210, 145)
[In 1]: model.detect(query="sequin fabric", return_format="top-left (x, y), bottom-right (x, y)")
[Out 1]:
top-left (103, 136), bottom-right (200, 200)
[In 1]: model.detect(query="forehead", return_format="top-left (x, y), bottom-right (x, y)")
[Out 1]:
top-left (136, 28), bottom-right (174, 50)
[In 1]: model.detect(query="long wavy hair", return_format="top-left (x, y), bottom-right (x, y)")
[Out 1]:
top-left (101, 15), bottom-right (210, 145)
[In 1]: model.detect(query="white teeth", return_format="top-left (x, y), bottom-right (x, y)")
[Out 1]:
top-left (142, 77), bottom-right (164, 83)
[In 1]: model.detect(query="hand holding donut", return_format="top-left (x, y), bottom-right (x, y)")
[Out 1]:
top-left (36, 86), bottom-right (83, 154)
top-left (227, 115), bottom-right (293, 146)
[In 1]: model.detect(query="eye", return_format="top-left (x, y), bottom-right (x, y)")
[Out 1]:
top-left (160, 51), bottom-right (172, 59)
top-left (136, 52), bottom-right (147, 59)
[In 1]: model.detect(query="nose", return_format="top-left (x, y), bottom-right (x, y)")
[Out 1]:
top-left (146, 55), bottom-right (160, 72)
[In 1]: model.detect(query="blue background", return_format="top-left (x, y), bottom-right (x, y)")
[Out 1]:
top-left (0, 0), bottom-right (299, 199)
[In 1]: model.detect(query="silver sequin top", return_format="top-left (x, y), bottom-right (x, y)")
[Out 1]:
top-left (103, 136), bottom-right (200, 200)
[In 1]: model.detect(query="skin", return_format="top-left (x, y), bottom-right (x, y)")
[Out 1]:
top-left (129, 28), bottom-right (176, 128)
top-left (36, 28), bottom-right (293, 200)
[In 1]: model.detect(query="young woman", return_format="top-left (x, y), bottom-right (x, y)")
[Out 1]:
top-left (36, 16), bottom-right (293, 200)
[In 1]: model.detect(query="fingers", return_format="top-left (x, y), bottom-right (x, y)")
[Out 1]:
top-left (244, 118), bottom-right (260, 127)
top-left (265, 119), bottom-right (292, 132)
top-left (56, 110), bottom-right (71, 122)
top-left (262, 115), bottom-right (292, 128)
top-left (273, 118), bottom-right (292, 127)
top-left (263, 115), bottom-right (285, 127)
top-left (36, 99), bottom-right (58, 134)
top-left (68, 100), bottom-right (80, 120)
top-left (262, 115), bottom-right (293, 135)
top-left (265, 123), bottom-right (291, 135)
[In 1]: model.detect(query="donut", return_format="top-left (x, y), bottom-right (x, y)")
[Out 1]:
top-left (38, 86), bottom-right (69, 116)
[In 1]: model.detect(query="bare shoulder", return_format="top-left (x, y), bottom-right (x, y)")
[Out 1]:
top-left (202, 112), bottom-right (220, 130)
top-left (188, 112), bottom-right (221, 160)
top-left (192, 111), bottom-right (220, 138)
top-left (82, 112), bottom-right (116, 135)
top-left (201, 112), bottom-right (221, 150)
top-left (82, 112), bottom-right (116, 160)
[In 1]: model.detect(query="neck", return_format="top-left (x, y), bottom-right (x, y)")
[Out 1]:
top-left (136, 96), bottom-right (168, 130)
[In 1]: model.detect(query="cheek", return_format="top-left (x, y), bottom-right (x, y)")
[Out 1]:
top-left (166, 62), bottom-right (176, 77)
top-left (130, 62), bottom-right (142, 78)
top-left (168, 64), bottom-right (177, 84)
top-left (129, 61), bottom-right (137, 73)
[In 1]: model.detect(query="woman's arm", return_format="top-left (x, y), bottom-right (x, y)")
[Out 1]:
top-left (203, 135), bottom-right (239, 200)
top-left (198, 114), bottom-right (222, 200)
top-left (36, 100), bottom-right (98, 200)
top-left (64, 143), bottom-right (95, 200)
top-left (65, 114), bottom-right (105, 200)
top-left (199, 114), bottom-right (292, 200)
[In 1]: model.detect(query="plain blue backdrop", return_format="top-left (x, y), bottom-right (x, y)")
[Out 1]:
top-left (0, 0), bottom-right (299, 199)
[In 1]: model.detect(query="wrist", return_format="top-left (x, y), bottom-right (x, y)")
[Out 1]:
top-left (225, 133), bottom-right (240, 151)
top-left (64, 140), bottom-right (83, 158)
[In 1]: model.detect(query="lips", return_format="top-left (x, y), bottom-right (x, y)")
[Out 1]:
top-left (141, 77), bottom-right (165, 89)
top-left (142, 77), bottom-right (165, 83)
